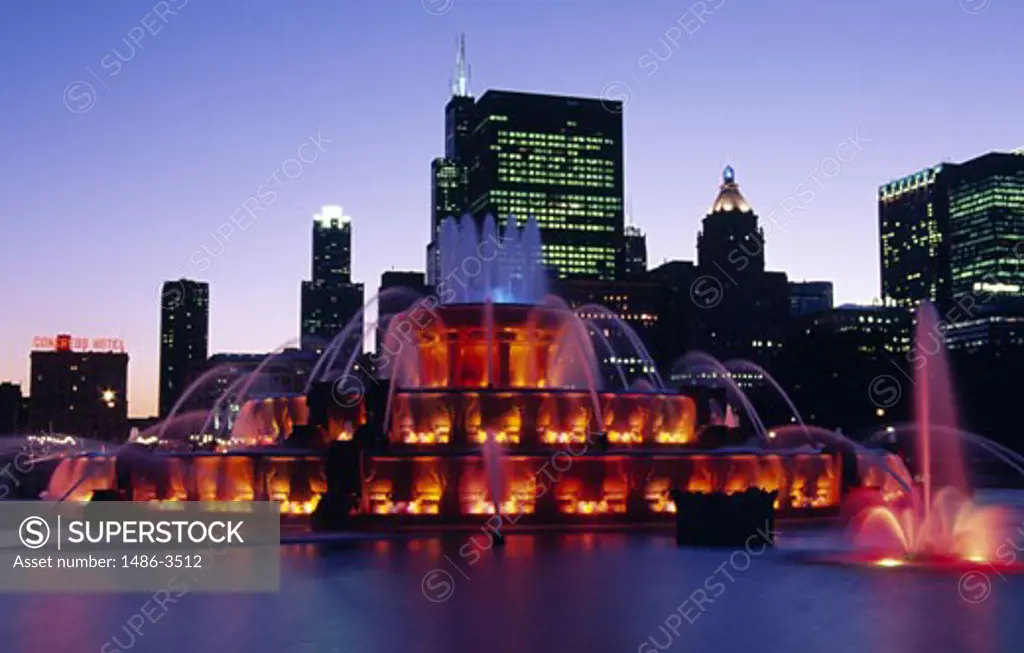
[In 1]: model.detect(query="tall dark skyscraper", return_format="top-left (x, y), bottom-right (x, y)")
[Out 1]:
top-left (444, 34), bottom-right (473, 162)
top-left (428, 158), bottom-right (469, 285)
top-left (427, 35), bottom-right (473, 285)
top-left (427, 37), bottom-right (626, 282)
top-left (159, 279), bottom-right (209, 417)
top-left (311, 204), bottom-right (352, 284)
top-left (623, 224), bottom-right (648, 279)
top-left (467, 90), bottom-right (624, 280)
top-left (301, 205), bottom-right (364, 355)
top-left (947, 152), bottom-right (1024, 302)
top-left (879, 150), bottom-right (1024, 309)
top-left (878, 164), bottom-right (949, 309)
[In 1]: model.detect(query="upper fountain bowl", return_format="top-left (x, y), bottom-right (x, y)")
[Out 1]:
top-left (383, 301), bottom-right (602, 392)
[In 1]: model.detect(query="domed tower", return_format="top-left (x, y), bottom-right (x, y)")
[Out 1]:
top-left (697, 166), bottom-right (765, 274)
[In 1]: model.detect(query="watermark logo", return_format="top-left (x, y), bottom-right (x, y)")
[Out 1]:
top-left (421, 569), bottom-right (456, 602)
top-left (599, 0), bottom-right (728, 112)
top-left (638, 522), bottom-right (774, 651)
top-left (1, 502), bottom-right (280, 593)
top-left (422, 0), bottom-right (456, 15)
top-left (156, 280), bottom-right (186, 310)
top-left (62, 81), bottom-right (98, 114)
top-left (158, 129), bottom-right (332, 291)
top-left (331, 375), bottom-right (365, 408)
top-left (19, 517), bottom-right (50, 549)
top-left (418, 433), bottom-right (601, 601)
top-left (868, 374), bottom-right (902, 409)
top-left (600, 81), bottom-right (633, 113)
top-left (958, 570), bottom-right (992, 603)
top-left (687, 128), bottom-right (871, 310)
top-left (955, 517), bottom-right (1024, 603)
top-left (61, 0), bottom-right (190, 114)
top-left (689, 276), bottom-right (724, 309)
top-left (960, 0), bottom-right (992, 14)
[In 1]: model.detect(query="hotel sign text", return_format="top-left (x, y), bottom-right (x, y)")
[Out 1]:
top-left (32, 335), bottom-right (126, 353)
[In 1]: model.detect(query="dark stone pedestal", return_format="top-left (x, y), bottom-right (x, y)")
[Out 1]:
top-left (670, 488), bottom-right (777, 547)
top-left (90, 489), bottom-right (127, 501)
top-left (312, 440), bottom-right (362, 531)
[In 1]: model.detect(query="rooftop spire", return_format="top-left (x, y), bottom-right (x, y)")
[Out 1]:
top-left (451, 33), bottom-right (471, 98)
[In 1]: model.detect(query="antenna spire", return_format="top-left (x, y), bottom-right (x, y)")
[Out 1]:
top-left (451, 33), bottom-right (471, 98)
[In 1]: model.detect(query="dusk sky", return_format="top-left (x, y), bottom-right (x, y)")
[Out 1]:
top-left (2, 0), bottom-right (1020, 417)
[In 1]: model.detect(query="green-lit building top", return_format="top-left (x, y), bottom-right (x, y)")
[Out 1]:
top-left (427, 37), bottom-right (627, 283)
top-left (467, 90), bottom-right (624, 280)
top-left (947, 152), bottom-right (1024, 301)
top-left (878, 151), bottom-right (1024, 310)
top-left (878, 165), bottom-right (947, 308)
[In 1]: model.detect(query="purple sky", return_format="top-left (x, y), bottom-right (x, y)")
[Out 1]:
top-left (1, 0), bottom-right (1020, 417)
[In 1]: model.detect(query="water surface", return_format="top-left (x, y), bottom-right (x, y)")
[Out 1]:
top-left (2, 507), bottom-right (1023, 652)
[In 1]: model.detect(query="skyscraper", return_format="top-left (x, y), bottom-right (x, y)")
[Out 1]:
top-left (467, 90), bottom-right (624, 280)
top-left (947, 152), bottom-right (1024, 302)
top-left (428, 159), bottom-right (468, 285)
top-left (623, 224), bottom-right (648, 279)
top-left (427, 35), bottom-right (473, 285)
top-left (301, 206), bottom-right (364, 355)
top-left (697, 166), bottom-right (765, 275)
top-left (427, 37), bottom-right (626, 282)
top-left (879, 151), bottom-right (1024, 309)
top-left (311, 204), bottom-right (352, 285)
top-left (445, 33), bottom-right (473, 161)
top-left (159, 279), bottom-right (209, 417)
top-left (878, 165), bottom-right (949, 308)
top-left (690, 167), bottom-right (788, 365)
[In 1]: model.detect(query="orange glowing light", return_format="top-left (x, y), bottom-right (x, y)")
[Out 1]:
top-left (280, 496), bottom-right (322, 515)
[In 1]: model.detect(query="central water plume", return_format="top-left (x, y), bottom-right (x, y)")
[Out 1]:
top-left (437, 214), bottom-right (547, 304)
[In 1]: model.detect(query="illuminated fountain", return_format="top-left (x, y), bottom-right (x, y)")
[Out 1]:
top-left (819, 303), bottom-right (1024, 569)
top-left (40, 215), bottom-right (851, 527)
top-left (39, 349), bottom-right (350, 516)
top-left (337, 215), bottom-right (842, 526)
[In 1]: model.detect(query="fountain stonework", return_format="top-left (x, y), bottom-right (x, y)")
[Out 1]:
top-left (319, 216), bottom-right (843, 527)
top-left (40, 215), bottom-right (863, 530)
top-left (347, 297), bottom-right (842, 526)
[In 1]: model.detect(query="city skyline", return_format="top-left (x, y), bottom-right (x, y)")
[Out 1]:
top-left (2, 0), bottom-right (1021, 417)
